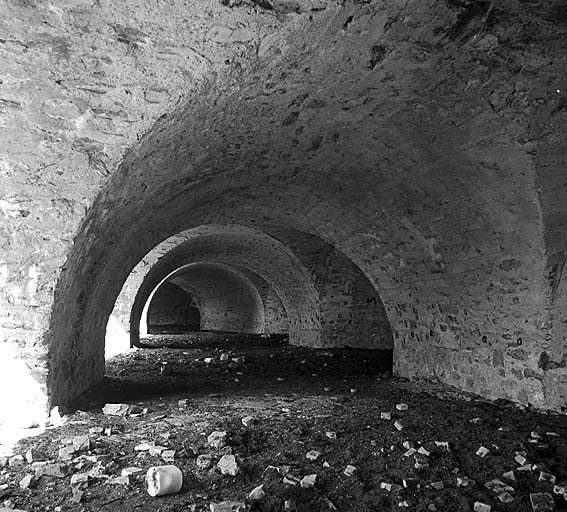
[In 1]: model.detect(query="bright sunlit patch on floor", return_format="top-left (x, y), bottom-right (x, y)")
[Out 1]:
top-left (0, 344), bottom-right (49, 456)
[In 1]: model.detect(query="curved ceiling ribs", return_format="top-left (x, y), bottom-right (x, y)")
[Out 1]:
top-left (41, 0), bottom-right (567, 413)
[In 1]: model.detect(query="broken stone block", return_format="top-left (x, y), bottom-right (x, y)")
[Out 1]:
top-left (553, 485), bottom-right (567, 496)
top-left (499, 492), bottom-right (514, 503)
top-left (540, 472), bottom-right (557, 484)
top-left (71, 488), bottom-right (84, 503)
top-left (403, 447), bottom-right (417, 457)
top-left (249, 484), bottom-right (265, 500)
top-left (325, 431), bottom-right (337, 440)
top-left (473, 503), bottom-right (491, 512)
top-left (485, 479), bottom-right (514, 494)
top-left (209, 502), bottom-right (247, 512)
top-left (518, 464), bottom-right (533, 471)
top-left (418, 446), bottom-right (431, 456)
top-left (306, 450), bottom-right (320, 461)
top-left (25, 448), bottom-right (46, 463)
top-left (196, 455), bottom-right (212, 470)
top-left (402, 441), bottom-right (413, 449)
top-left (19, 475), bottom-right (34, 490)
top-left (121, 467), bottom-right (143, 478)
top-left (476, 446), bottom-right (490, 457)
top-left (300, 474), bottom-right (317, 488)
top-left (344, 465), bottom-right (357, 477)
top-left (457, 477), bottom-right (475, 487)
top-left (283, 474), bottom-right (300, 485)
top-left (162, 450), bottom-right (176, 463)
top-left (394, 421), bottom-right (403, 431)
top-left (380, 482), bottom-right (402, 492)
top-left (217, 455), bottom-right (239, 476)
top-left (380, 412), bottom-right (391, 420)
top-left (70, 473), bottom-right (89, 490)
top-left (208, 431), bottom-right (228, 450)
top-left (134, 441), bottom-right (155, 451)
top-left (530, 493), bottom-right (556, 511)
top-left (515, 453), bottom-right (528, 465)
top-left (102, 403), bottom-right (130, 416)
top-left (503, 471), bottom-right (515, 481)
top-left (106, 476), bottom-right (130, 486)
top-left (396, 403), bottom-right (408, 411)
top-left (414, 458), bottom-right (430, 470)
top-left (58, 445), bottom-right (76, 460)
top-left (73, 435), bottom-right (90, 452)
top-left (434, 441), bottom-right (450, 451)
top-left (149, 446), bottom-right (168, 457)
top-left (429, 481), bottom-right (444, 490)
top-left (8, 455), bottom-right (24, 468)
top-left (34, 463), bottom-right (68, 478)
top-left (323, 461), bottom-right (330, 468)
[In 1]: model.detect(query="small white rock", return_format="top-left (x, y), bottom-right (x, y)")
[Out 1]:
top-left (300, 474), bottom-right (317, 488)
top-left (344, 464), bottom-right (357, 477)
top-left (249, 484), bottom-right (265, 500)
top-left (306, 450), bottom-right (320, 461)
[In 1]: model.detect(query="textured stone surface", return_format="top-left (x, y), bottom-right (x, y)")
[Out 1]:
top-left (0, 0), bottom-right (566, 415)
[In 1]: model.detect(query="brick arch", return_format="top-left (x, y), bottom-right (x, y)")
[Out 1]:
top-left (146, 281), bottom-right (200, 333)
top-left (140, 262), bottom-right (265, 335)
top-left (127, 226), bottom-right (322, 348)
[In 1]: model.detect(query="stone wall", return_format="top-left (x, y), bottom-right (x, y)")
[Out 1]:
top-left (1, 0), bottom-right (566, 416)
top-left (146, 282), bottom-right (199, 331)
top-left (166, 263), bottom-right (265, 334)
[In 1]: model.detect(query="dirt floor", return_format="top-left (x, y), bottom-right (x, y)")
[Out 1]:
top-left (1, 333), bottom-right (567, 512)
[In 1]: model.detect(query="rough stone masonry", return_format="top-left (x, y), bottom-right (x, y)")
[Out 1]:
top-left (0, 0), bottom-right (566, 423)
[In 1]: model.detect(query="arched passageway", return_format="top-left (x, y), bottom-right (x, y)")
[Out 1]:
top-left (4, 0), bottom-right (555, 415)
top-left (118, 224), bottom-right (393, 352)
top-left (146, 282), bottom-right (200, 334)
top-left (141, 262), bottom-right (265, 335)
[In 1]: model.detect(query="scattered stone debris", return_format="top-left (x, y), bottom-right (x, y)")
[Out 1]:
top-left (19, 474), bottom-right (34, 490)
top-left (343, 464), bottom-right (357, 477)
top-left (485, 478), bottom-right (514, 494)
top-left (208, 431), bottom-right (228, 449)
top-left (102, 403), bottom-right (130, 416)
top-left (217, 455), bottom-right (239, 476)
top-left (306, 450), bottom-right (320, 460)
top-left (24, 448), bottom-right (46, 464)
top-left (300, 474), bottom-right (317, 488)
top-left (249, 484), bottom-right (265, 500)
top-left (5, 334), bottom-right (567, 511)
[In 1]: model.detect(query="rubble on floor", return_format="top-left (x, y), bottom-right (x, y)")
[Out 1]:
top-left (0, 332), bottom-right (565, 512)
